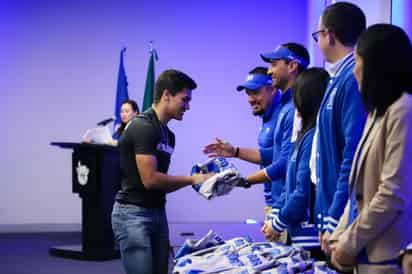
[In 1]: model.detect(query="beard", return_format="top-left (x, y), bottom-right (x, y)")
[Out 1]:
top-left (175, 112), bottom-right (184, 120)
top-left (252, 108), bottom-right (265, 116)
top-left (273, 77), bottom-right (288, 91)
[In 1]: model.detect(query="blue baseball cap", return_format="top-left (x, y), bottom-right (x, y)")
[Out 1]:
top-left (236, 73), bottom-right (273, 91)
top-left (260, 46), bottom-right (309, 68)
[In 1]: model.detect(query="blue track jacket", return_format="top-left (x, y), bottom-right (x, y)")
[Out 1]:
top-left (314, 53), bottom-right (366, 233)
top-left (271, 129), bottom-right (319, 249)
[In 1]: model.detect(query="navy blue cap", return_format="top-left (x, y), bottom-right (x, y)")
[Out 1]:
top-left (236, 73), bottom-right (273, 91)
top-left (260, 46), bottom-right (309, 68)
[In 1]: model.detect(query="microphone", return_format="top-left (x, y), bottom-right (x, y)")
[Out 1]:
top-left (97, 116), bottom-right (115, 126)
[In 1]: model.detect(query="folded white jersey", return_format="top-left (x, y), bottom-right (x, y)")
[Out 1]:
top-left (191, 157), bottom-right (235, 174)
top-left (236, 242), bottom-right (304, 259)
top-left (191, 157), bottom-right (243, 199)
top-left (193, 169), bottom-right (242, 199)
top-left (260, 259), bottom-right (338, 274)
top-left (175, 230), bottom-right (225, 260)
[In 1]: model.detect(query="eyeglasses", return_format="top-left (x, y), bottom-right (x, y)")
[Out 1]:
top-left (311, 29), bottom-right (327, 42)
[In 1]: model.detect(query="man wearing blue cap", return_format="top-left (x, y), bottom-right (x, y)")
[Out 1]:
top-left (203, 66), bottom-right (279, 219)
top-left (205, 43), bottom-right (310, 242)
top-left (257, 43), bottom-right (310, 243)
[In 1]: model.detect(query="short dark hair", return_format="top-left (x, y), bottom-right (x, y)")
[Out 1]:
top-left (293, 67), bottom-right (329, 137)
top-left (154, 69), bottom-right (197, 103)
top-left (281, 43), bottom-right (310, 74)
top-left (249, 66), bottom-right (268, 75)
top-left (321, 2), bottom-right (366, 47)
top-left (356, 24), bottom-right (412, 116)
top-left (322, 2), bottom-right (366, 46)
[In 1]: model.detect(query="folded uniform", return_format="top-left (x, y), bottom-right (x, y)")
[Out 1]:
top-left (191, 157), bottom-right (243, 199)
top-left (175, 230), bottom-right (225, 260)
top-left (174, 236), bottom-right (253, 272)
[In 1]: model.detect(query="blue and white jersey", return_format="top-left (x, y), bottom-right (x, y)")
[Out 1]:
top-left (270, 129), bottom-right (319, 249)
top-left (314, 53), bottom-right (366, 233)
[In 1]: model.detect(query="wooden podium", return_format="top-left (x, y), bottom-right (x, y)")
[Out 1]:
top-left (49, 142), bottom-right (121, 260)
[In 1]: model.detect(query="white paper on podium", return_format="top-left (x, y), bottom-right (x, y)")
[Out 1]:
top-left (82, 126), bottom-right (112, 144)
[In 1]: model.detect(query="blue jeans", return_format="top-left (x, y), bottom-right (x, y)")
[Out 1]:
top-left (111, 202), bottom-right (170, 274)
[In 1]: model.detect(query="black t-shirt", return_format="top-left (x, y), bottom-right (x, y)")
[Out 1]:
top-left (115, 108), bottom-right (175, 208)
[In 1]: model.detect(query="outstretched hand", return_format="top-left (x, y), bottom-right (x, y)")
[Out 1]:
top-left (202, 138), bottom-right (235, 158)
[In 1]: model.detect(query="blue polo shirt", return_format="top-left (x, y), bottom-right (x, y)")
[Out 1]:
top-left (258, 92), bottom-right (280, 206)
top-left (260, 89), bottom-right (295, 206)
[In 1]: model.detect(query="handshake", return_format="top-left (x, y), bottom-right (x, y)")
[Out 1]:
top-left (191, 157), bottom-right (251, 200)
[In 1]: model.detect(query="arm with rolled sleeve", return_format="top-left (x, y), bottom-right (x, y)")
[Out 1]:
top-left (338, 101), bottom-right (412, 256)
top-left (264, 109), bottom-right (294, 182)
top-left (272, 134), bottom-right (312, 233)
top-left (327, 78), bottom-right (366, 232)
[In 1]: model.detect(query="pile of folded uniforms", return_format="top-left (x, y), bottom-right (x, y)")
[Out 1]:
top-left (173, 231), bottom-right (337, 274)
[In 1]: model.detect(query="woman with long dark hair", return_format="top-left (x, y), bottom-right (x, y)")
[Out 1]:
top-left (330, 24), bottom-right (412, 274)
top-left (262, 67), bottom-right (329, 260)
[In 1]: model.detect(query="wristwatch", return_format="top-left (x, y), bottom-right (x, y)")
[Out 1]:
top-left (243, 178), bottom-right (251, 188)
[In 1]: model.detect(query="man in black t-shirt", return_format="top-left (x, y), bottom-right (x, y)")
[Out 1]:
top-left (111, 69), bottom-right (210, 274)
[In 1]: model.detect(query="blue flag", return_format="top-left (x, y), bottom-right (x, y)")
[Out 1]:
top-left (142, 48), bottom-right (158, 112)
top-left (114, 47), bottom-right (129, 132)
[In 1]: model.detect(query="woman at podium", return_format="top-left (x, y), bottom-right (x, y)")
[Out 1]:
top-left (111, 100), bottom-right (140, 145)
top-left (83, 100), bottom-right (139, 145)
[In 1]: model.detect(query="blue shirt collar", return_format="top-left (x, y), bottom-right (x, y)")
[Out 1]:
top-left (280, 88), bottom-right (292, 105)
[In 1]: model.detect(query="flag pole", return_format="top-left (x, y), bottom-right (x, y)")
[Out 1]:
top-left (142, 41), bottom-right (158, 112)
top-left (113, 47), bottom-right (130, 134)
top-left (149, 40), bottom-right (153, 53)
